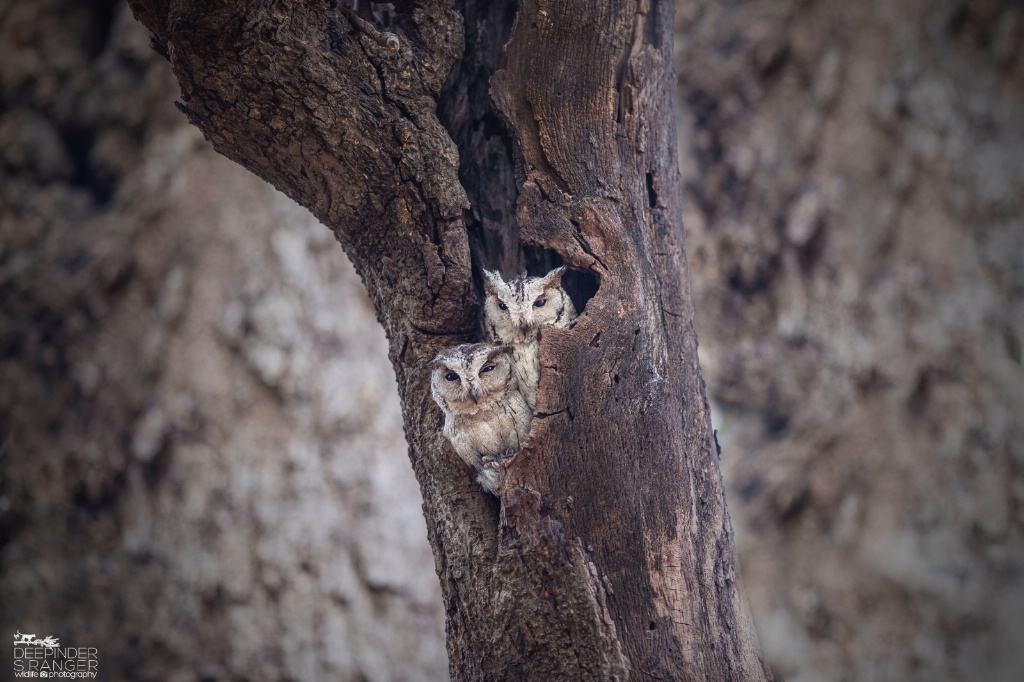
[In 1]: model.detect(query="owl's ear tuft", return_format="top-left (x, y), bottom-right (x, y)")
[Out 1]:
top-left (483, 269), bottom-right (505, 294)
top-left (541, 266), bottom-right (567, 288)
top-left (485, 344), bottom-right (514, 363)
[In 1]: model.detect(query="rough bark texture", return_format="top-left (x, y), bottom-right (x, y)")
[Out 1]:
top-left (674, 0), bottom-right (1024, 680)
top-left (118, 0), bottom-right (769, 680)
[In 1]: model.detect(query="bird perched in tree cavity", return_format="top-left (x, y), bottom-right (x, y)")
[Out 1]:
top-left (482, 266), bottom-right (577, 410)
top-left (429, 343), bottom-right (532, 494)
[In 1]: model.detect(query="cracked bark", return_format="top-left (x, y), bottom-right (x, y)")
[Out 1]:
top-left (127, 0), bottom-right (771, 679)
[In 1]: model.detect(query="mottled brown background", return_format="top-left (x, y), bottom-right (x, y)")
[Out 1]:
top-left (1, 1), bottom-right (1021, 680)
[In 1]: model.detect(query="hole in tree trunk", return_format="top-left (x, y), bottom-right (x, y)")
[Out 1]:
top-left (521, 244), bottom-right (562, 277)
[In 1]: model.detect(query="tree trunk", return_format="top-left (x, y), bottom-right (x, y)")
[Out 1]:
top-left (126, 0), bottom-right (770, 679)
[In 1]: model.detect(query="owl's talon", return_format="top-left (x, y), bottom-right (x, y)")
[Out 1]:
top-left (502, 450), bottom-right (520, 468)
top-left (483, 449), bottom-right (520, 472)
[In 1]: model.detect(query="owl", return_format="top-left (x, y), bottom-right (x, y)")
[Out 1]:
top-left (429, 343), bottom-right (532, 494)
top-left (482, 266), bottom-right (577, 409)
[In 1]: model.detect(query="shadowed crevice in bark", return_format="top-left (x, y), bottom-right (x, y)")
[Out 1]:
top-left (438, 0), bottom-right (521, 278)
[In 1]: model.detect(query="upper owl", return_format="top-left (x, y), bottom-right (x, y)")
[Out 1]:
top-left (482, 267), bottom-right (577, 344)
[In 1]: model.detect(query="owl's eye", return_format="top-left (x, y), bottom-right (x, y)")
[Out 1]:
top-left (444, 372), bottom-right (460, 382)
top-left (533, 298), bottom-right (546, 307)
top-left (480, 365), bottom-right (495, 375)
top-left (498, 302), bottom-right (508, 311)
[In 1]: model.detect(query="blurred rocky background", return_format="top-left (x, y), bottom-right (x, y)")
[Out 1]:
top-left (0, 2), bottom-right (446, 679)
top-left (0, 0), bottom-right (1021, 681)
top-left (675, 0), bottom-right (1024, 680)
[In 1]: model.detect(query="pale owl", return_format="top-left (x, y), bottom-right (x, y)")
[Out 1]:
top-left (429, 343), bottom-right (532, 494)
top-left (482, 266), bottom-right (577, 410)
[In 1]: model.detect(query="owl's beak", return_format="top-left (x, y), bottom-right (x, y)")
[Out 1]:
top-left (469, 389), bottom-right (478, 404)
top-left (519, 322), bottom-right (529, 334)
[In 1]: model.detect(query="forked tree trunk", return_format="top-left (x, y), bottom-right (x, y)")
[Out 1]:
top-left (127, 0), bottom-right (771, 679)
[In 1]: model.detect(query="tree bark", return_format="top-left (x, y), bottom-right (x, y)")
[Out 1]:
top-left (127, 0), bottom-right (770, 679)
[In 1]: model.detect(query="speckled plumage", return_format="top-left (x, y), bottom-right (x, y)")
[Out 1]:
top-left (482, 267), bottom-right (577, 410)
top-left (429, 343), bottom-right (532, 494)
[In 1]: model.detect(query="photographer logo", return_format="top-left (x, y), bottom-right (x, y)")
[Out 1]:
top-left (13, 632), bottom-right (98, 679)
